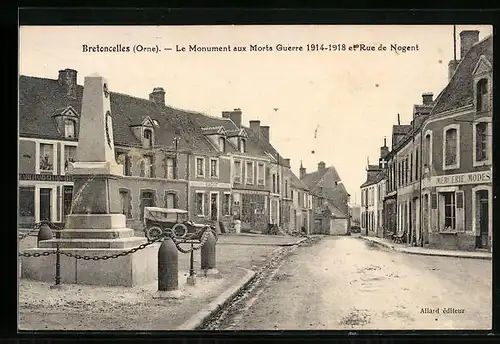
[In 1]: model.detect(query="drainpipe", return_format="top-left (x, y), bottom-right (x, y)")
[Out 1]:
top-left (419, 125), bottom-right (424, 247)
top-left (186, 151), bottom-right (191, 216)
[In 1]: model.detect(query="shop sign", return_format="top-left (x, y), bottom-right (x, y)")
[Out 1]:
top-left (19, 173), bottom-right (73, 182)
top-left (423, 170), bottom-right (491, 188)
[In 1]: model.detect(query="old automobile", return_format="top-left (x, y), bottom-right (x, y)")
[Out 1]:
top-left (143, 207), bottom-right (213, 241)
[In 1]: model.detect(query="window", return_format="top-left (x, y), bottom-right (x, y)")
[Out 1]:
top-left (444, 126), bottom-right (459, 168)
top-left (39, 143), bottom-right (54, 172)
top-left (476, 122), bottom-right (488, 161)
top-left (19, 187), bottom-right (35, 218)
top-left (277, 174), bottom-right (280, 194)
top-left (166, 157), bottom-right (175, 179)
top-left (415, 148), bottom-right (419, 180)
top-left (143, 129), bottom-right (153, 149)
top-left (119, 189), bottom-right (131, 218)
top-left (409, 153), bottom-right (413, 182)
top-left (272, 174), bottom-right (276, 193)
top-left (195, 192), bottom-right (205, 215)
top-left (64, 145), bottom-right (77, 172)
top-left (210, 158), bottom-right (219, 178)
top-left (140, 191), bottom-right (155, 220)
top-left (223, 193), bottom-right (231, 216)
top-left (476, 78), bottom-right (488, 112)
top-left (164, 192), bottom-right (176, 208)
top-left (219, 137), bottom-right (226, 152)
top-left (63, 186), bottom-right (73, 216)
top-left (196, 157), bottom-right (205, 177)
top-left (142, 156), bottom-right (154, 178)
top-left (239, 138), bottom-right (247, 153)
top-left (442, 192), bottom-right (456, 230)
top-left (425, 135), bottom-right (430, 167)
top-left (246, 161), bottom-right (254, 184)
top-left (257, 163), bottom-right (265, 185)
top-left (234, 160), bottom-right (241, 183)
top-left (285, 180), bottom-right (288, 198)
top-left (64, 119), bottom-right (76, 138)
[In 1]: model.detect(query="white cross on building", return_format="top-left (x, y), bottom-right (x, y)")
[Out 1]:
top-left (379, 158), bottom-right (388, 169)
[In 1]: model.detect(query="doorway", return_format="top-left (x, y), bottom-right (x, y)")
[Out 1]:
top-left (477, 190), bottom-right (489, 249)
top-left (39, 188), bottom-right (52, 221)
top-left (210, 193), bottom-right (218, 222)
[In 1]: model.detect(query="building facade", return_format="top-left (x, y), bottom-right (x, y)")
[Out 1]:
top-left (18, 68), bottom-right (305, 235)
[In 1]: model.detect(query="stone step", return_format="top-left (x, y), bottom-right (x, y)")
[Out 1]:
top-left (59, 228), bottom-right (135, 239)
top-left (38, 237), bottom-right (148, 249)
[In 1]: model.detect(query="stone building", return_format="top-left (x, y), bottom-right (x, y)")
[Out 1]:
top-left (301, 161), bottom-right (351, 235)
top-left (289, 168), bottom-right (313, 234)
top-left (18, 68), bottom-right (295, 235)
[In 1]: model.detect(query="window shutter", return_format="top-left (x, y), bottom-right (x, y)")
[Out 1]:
top-left (174, 194), bottom-right (179, 209)
top-left (455, 191), bottom-right (465, 232)
top-left (204, 193), bottom-right (209, 216)
top-left (431, 193), bottom-right (437, 209)
top-left (140, 160), bottom-right (145, 177)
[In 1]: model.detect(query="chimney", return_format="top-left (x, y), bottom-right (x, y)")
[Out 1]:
top-left (422, 92), bottom-right (433, 105)
top-left (222, 108), bottom-right (242, 127)
top-left (318, 161), bottom-right (326, 171)
top-left (149, 87), bottom-right (166, 106)
top-left (299, 161), bottom-right (306, 179)
top-left (261, 126), bottom-right (270, 142)
top-left (460, 30), bottom-right (480, 59)
top-left (249, 120), bottom-right (261, 136)
top-left (58, 68), bottom-right (78, 98)
top-left (283, 158), bottom-right (291, 168)
top-left (380, 137), bottom-right (389, 160)
top-left (448, 60), bottom-right (460, 81)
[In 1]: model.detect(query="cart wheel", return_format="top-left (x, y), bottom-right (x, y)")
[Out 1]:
top-left (145, 226), bottom-right (163, 241)
top-left (172, 223), bottom-right (188, 238)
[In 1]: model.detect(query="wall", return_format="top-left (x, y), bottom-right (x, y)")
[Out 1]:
top-left (18, 140), bottom-right (37, 174)
top-left (330, 218), bottom-right (348, 235)
top-left (429, 232), bottom-right (476, 251)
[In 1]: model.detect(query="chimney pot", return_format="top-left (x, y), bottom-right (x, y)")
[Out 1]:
top-left (261, 126), bottom-right (270, 142)
top-left (149, 87), bottom-right (166, 106)
top-left (459, 30), bottom-right (480, 59)
top-left (223, 109), bottom-right (242, 127)
top-left (299, 163), bottom-right (306, 179)
top-left (318, 161), bottom-right (326, 171)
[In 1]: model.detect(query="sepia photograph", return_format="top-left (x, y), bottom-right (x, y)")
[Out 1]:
top-left (18, 23), bottom-right (492, 332)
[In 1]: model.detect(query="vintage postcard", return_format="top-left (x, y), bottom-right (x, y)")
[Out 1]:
top-left (18, 24), bottom-right (492, 332)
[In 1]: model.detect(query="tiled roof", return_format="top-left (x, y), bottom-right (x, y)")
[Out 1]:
top-left (431, 35), bottom-right (493, 115)
top-left (327, 201), bottom-right (348, 218)
top-left (289, 170), bottom-right (308, 190)
top-left (367, 164), bottom-right (380, 171)
top-left (301, 166), bottom-right (341, 189)
top-left (19, 75), bottom-right (217, 152)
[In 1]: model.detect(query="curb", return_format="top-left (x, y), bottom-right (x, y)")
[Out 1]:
top-left (219, 237), bottom-right (307, 247)
top-left (176, 268), bottom-right (256, 331)
top-left (360, 236), bottom-right (492, 260)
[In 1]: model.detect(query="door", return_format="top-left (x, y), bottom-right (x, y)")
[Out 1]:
top-left (423, 194), bottom-right (429, 245)
top-left (478, 191), bottom-right (489, 248)
top-left (39, 188), bottom-right (52, 221)
top-left (210, 193), bottom-right (218, 221)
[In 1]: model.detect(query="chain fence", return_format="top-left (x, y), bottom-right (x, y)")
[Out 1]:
top-left (18, 221), bottom-right (218, 260)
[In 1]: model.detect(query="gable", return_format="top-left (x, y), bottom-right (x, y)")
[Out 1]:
top-left (61, 106), bottom-right (79, 118)
top-left (472, 55), bottom-right (492, 76)
top-left (141, 116), bottom-right (155, 127)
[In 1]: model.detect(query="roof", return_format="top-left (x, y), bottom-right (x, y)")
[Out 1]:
top-left (289, 170), bottom-right (309, 191)
top-left (19, 75), bottom-right (217, 153)
top-left (360, 169), bottom-right (386, 188)
top-left (431, 35), bottom-right (493, 115)
top-left (301, 165), bottom-right (341, 189)
top-left (326, 201), bottom-right (348, 218)
top-left (392, 125), bottom-right (412, 135)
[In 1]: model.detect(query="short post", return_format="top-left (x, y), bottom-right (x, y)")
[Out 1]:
top-left (50, 244), bottom-right (62, 289)
top-left (201, 230), bottom-right (218, 277)
top-left (186, 243), bottom-right (196, 286)
top-left (37, 222), bottom-right (53, 246)
top-left (158, 237), bottom-right (179, 292)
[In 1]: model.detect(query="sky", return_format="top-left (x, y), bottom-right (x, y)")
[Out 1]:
top-left (19, 25), bottom-right (493, 205)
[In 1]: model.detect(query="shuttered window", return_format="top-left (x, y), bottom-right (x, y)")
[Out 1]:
top-left (431, 193), bottom-right (437, 209)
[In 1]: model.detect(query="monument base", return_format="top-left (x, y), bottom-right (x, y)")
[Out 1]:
top-left (20, 244), bottom-right (160, 287)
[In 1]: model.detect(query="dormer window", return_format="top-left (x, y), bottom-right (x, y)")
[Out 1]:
top-left (219, 136), bottom-right (226, 152)
top-left (239, 138), bottom-right (247, 153)
top-left (64, 119), bottom-right (76, 138)
top-left (143, 129), bottom-right (153, 149)
top-left (476, 78), bottom-right (488, 112)
top-left (152, 119), bottom-right (159, 127)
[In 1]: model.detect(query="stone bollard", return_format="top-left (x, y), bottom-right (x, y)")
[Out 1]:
top-left (153, 237), bottom-right (182, 299)
top-left (201, 230), bottom-right (219, 277)
top-left (37, 222), bottom-right (53, 247)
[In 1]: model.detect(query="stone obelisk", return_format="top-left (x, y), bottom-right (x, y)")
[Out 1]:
top-left (21, 75), bottom-right (157, 287)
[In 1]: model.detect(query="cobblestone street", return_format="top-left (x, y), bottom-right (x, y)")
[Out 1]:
top-left (206, 236), bottom-right (492, 331)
